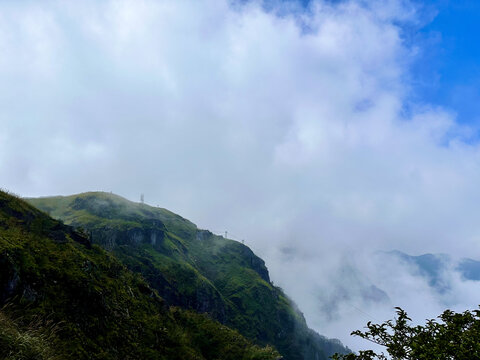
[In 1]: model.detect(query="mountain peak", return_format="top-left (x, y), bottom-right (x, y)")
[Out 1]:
top-left (27, 191), bottom-right (350, 360)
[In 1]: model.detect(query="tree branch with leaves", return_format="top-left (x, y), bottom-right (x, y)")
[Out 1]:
top-left (332, 306), bottom-right (480, 360)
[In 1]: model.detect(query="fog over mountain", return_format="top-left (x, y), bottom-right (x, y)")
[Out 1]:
top-left (269, 249), bottom-right (480, 350)
top-left (2, 0), bottom-right (480, 351)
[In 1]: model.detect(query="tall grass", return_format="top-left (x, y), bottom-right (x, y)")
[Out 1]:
top-left (0, 306), bottom-right (61, 360)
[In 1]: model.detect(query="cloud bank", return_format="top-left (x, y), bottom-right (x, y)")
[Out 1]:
top-left (2, 0), bottom-right (480, 350)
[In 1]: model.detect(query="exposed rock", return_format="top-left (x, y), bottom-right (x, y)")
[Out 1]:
top-left (196, 229), bottom-right (213, 241)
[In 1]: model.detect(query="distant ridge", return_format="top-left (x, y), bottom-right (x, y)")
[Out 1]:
top-left (386, 250), bottom-right (480, 292)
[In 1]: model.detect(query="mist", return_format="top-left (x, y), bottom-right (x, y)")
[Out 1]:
top-left (2, 0), bottom-right (480, 351)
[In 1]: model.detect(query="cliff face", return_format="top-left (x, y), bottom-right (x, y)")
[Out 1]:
top-left (0, 190), bottom-right (280, 360)
top-left (28, 192), bottom-right (349, 360)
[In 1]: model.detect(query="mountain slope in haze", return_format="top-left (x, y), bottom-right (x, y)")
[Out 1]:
top-left (0, 189), bottom-right (279, 360)
top-left (28, 192), bottom-right (349, 360)
top-left (456, 258), bottom-right (480, 281)
top-left (387, 250), bottom-right (480, 292)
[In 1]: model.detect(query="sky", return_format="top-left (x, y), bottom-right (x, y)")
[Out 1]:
top-left (2, 0), bottom-right (480, 351)
top-left (407, 0), bottom-right (480, 126)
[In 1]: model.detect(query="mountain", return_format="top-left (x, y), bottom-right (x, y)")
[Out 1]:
top-left (27, 191), bottom-right (349, 360)
top-left (386, 250), bottom-right (480, 293)
top-left (456, 258), bottom-right (480, 281)
top-left (0, 189), bottom-right (279, 359)
top-left (313, 264), bottom-right (389, 321)
top-left (386, 250), bottom-right (452, 293)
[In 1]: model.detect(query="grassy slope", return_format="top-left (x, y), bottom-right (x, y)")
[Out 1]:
top-left (28, 192), bottom-right (349, 360)
top-left (0, 308), bottom-right (59, 360)
top-left (0, 190), bottom-right (279, 360)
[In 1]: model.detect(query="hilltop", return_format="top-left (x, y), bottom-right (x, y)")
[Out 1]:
top-left (0, 189), bottom-right (279, 359)
top-left (28, 191), bottom-right (349, 360)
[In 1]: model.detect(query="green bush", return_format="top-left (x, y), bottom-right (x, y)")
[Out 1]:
top-left (333, 307), bottom-right (480, 360)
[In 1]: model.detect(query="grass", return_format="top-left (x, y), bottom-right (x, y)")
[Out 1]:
top-left (0, 308), bottom-right (60, 360)
top-left (27, 191), bottom-right (349, 360)
top-left (1, 190), bottom-right (280, 360)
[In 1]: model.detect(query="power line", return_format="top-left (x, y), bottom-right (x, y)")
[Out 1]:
top-left (348, 304), bottom-right (382, 323)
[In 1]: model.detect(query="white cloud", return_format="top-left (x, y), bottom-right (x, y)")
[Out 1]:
top-left (2, 0), bottom-right (480, 350)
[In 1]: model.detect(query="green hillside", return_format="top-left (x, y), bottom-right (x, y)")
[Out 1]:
top-left (28, 192), bottom-right (348, 360)
top-left (0, 189), bottom-right (279, 360)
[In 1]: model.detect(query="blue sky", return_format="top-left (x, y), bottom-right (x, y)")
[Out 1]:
top-left (293, 0), bottom-right (480, 125)
top-left (409, 0), bottom-right (480, 125)
top-left (269, 0), bottom-right (480, 125)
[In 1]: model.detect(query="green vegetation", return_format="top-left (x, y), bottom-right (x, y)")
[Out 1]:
top-left (0, 308), bottom-right (59, 360)
top-left (28, 192), bottom-right (349, 360)
top-left (332, 307), bottom-right (480, 360)
top-left (0, 190), bottom-right (279, 359)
